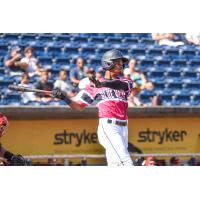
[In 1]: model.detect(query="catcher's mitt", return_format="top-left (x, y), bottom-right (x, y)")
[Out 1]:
top-left (10, 155), bottom-right (30, 166)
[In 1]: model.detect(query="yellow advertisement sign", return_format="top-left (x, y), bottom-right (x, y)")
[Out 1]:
top-left (1, 117), bottom-right (200, 155)
top-left (129, 118), bottom-right (200, 154)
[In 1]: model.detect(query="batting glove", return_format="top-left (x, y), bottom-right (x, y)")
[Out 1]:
top-left (88, 75), bottom-right (102, 88)
top-left (52, 88), bottom-right (66, 100)
top-left (52, 88), bottom-right (72, 104)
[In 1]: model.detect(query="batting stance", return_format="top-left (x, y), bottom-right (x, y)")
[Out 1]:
top-left (0, 113), bottom-right (28, 166)
top-left (53, 50), bottom-right (134, 166)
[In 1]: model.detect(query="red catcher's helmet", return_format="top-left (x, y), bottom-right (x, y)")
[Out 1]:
top-left (0, 113), bottom-right (8, 138)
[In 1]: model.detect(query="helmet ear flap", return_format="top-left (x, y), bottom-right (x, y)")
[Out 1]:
top-left (102, 60), bottom-right (114, 70)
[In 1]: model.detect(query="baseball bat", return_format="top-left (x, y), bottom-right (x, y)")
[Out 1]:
top-left (8, 84), bottom-right (53, 94)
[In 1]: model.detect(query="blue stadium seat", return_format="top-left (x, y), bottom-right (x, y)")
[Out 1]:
top-left (191, 95), bottom-right (200, 105)
top-left (0, 44), bottom-right (9, 56)
top-left (17, 43), bottom-right (29, 50)
top-left (155, 59), bottom-right (171, 66)
top-left (161, 94), bottom-right (173, 104)
top-left (181, 49), bottom-right (197, 58)
top-left (48, 101), bottom-right (65, 106)
top-left (165, 71), bottom-right (181, 78)
top-left (5, 93), bottom-right (21, 105)
top-left (124, 37), bottom-right (140, 45)
top-left (174, 94), bottom-right (191, 105)
top-left (120, 33), bottom-right (132, 38)
top-left (172, 59), bottom-right (187, 66)
top-left (139, 90), bottom-right (155, 102)
top-left (55, 52), bottom-right (69, 59)
top-left (37, 56), bottom-right (53, 65)
top-left (37, 34), bottom-right (54, 43)
top-left (0, 61), bottom-right (3, 67)
top-left (181, 77), bottom-right (195, 84)
top-left (106, 37), bottom-right (122, 44)
top-left (24, 101), bottom-right (41, 106)
top-left (0, 80), bottom-right (13, 89)
top-left (89, 36), bottom-right (105, 43)
top-left (165, 64), bottom-right (183, 72)
top-left (138, 33), bottom-right (151, 38)
top-left (139, 38), bottom-right (155, 45)
top-left (20, 34), bottom-right (37, 44)
top-left (96, 33), bottom-right (114, 37)
top-left (182, 71), bottom-right (197, 79)
top-left (189, 59), bottom-right (200, 67)
top-left (147, 70), bottom-right (165, 79)
top-left (116, 48), bottom-right (129, 56)
top-left (161, 88), bottom-right (175, 96)
top-left (139, 59), bottom-right (154, 66)
top-left (32, 45), bottom-right (46, 56)
top-left (50, 68), bottom-right (60, 76)
top-left (167, 82), bottom-right (182, 90)
top-left (182, 88), bottom-right (200, 96)
top-left (185, 82), bottom-right (200, 90)
top-left (64, 47), bottom-right (80, 56)
top-left (54, 35), bottom-right (71, 44)
top-left (164, 48), bottom-right (180, 58)
top-left (129, 47), bottom-right (146, 56)
top-left (147, 48), bottom-right (163, 56)
top-left (47, 46), bottom-right (63, 57)
top-left (88, 59), bottom-right (101, 67)
top-left (97, 47), bottom-right (112, 56)
top-left (80, 47), bottom-right (96, 57)
top-left (164, 77), bottom-right (181, 84)
top-left (72, 36), bottom-right (89, 44)
top-left (3, 33), bottom-right (20, 41)
top-left (6, 101), bottom-right (21, 106)
top-left (54, 57), bottom-right (70, 65)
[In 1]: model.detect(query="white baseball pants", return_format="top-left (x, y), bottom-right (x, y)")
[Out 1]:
top-left (97, 118), bottom-right (133, 166)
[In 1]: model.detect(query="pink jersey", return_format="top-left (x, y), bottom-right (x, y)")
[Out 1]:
top-left (75, 77), bottom-right (133, 120)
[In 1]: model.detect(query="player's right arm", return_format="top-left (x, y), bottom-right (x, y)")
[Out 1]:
top-left (68, 100), bottom-right (85, 111)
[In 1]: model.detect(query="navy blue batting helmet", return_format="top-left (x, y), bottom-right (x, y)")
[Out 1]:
top-left (101, 49), bottom-right (128, 70)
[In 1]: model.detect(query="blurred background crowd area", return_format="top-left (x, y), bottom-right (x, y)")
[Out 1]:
top-left (1, 156), bottom-right (200, 166)
top-left (1, 33), bottom-right (200, 106)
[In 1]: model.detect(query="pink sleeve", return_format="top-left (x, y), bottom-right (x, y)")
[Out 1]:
top-left (74, 84), bottom-right (96, 107)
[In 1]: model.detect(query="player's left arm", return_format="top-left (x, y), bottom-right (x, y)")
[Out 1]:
top-left (89, 75), bottom-right (131, 91)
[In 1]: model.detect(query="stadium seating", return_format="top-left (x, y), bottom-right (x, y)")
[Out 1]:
top-left (0, 33), bottom-right (200, 106)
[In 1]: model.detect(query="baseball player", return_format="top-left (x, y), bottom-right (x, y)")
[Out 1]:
top-left (53, 49), bottom-right (134, 166)
top-left (0, 113), bottom-right (28, 166)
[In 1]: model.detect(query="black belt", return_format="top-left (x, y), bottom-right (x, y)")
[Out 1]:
top-left (107, 119), bottom-right (127, 126)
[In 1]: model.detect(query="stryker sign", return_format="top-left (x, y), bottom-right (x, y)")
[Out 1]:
top-left (54, 129), bottom-right (98, 147)
top-left (137, 128), bottom-right (187, 144)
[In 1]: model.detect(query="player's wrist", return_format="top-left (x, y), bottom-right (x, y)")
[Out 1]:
top-left (63, 96), bottom-right (72, 105)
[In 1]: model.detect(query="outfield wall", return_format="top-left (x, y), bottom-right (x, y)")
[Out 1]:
top-left (1, 106), bottom-right (200, 155)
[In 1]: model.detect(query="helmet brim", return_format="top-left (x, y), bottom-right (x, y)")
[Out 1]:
top-left (122, 57), bottom-right (129, 62)
top-left (111, 57), bottom-right (129, 63)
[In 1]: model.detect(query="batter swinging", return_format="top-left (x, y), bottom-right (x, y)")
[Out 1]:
top-left (53, 49), bottom-right (134, 166)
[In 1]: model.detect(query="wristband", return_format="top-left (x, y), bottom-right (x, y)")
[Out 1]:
top-left (64, 96), bottom-right (72, 105)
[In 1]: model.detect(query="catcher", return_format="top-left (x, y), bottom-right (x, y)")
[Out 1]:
top-left (0, 113), bottom-right (29, 166)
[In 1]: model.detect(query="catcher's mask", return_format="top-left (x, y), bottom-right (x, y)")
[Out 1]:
top-left (0, 113), bottom-right (8, 137)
